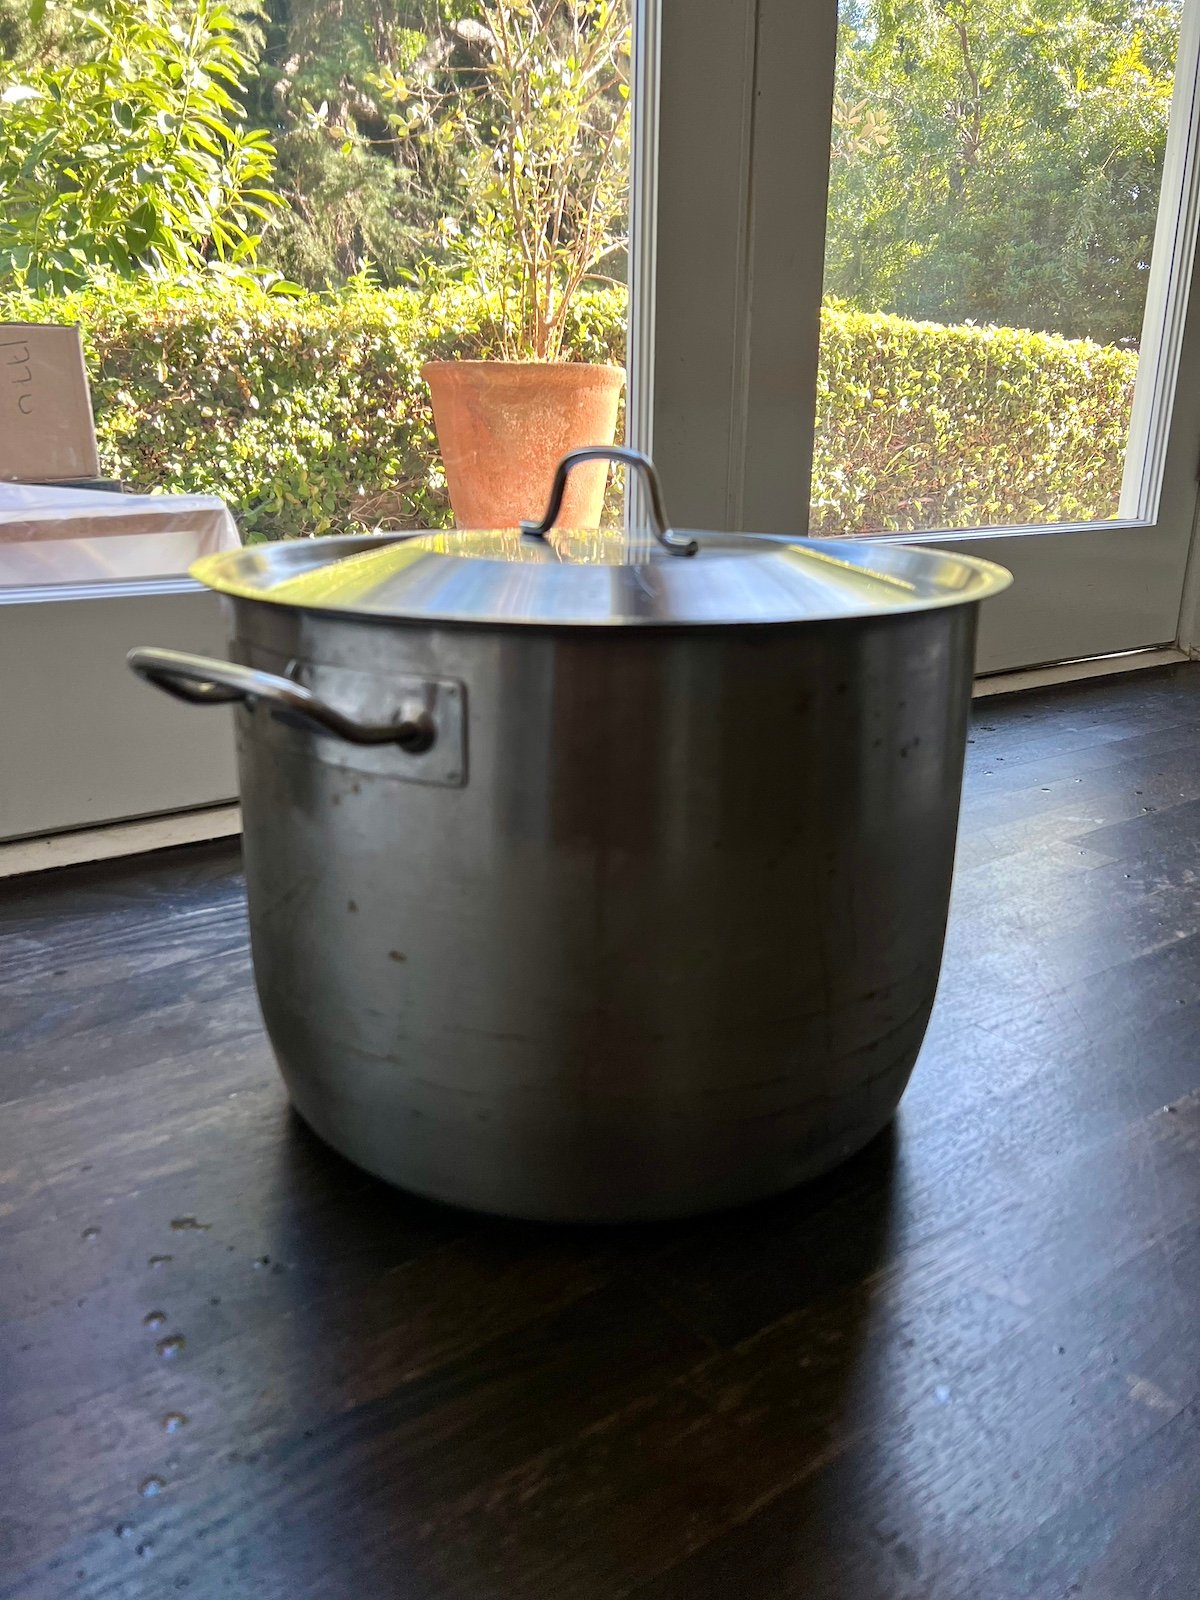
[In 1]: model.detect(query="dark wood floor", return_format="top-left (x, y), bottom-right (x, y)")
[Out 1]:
top-left (4, 664), bottom-right (1200, 1600)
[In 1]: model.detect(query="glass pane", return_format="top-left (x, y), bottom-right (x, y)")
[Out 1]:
top-left (812, 0), bottom-right (1184, 535)
top-left (0, 1), bottom-right (631, 589)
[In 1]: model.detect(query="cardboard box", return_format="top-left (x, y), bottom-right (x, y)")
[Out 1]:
top-left (0, 324), bottom-right (101, 483)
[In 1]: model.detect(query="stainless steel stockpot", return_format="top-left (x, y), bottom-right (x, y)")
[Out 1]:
top-left (131, 447), bottom-right (1011, 1220)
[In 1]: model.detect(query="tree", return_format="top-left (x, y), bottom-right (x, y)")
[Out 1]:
top-left (0, 0), bottom-right (281, 292)
top-left (245, 0), bottom-right (630, 305)
top-left (825, 0), bottom-right (1181, 345)
top-left (247, 0), bottom-right (484, 285)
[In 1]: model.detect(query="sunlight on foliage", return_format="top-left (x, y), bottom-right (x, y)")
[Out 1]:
top-left (0, 276), bottom-right (624, 536)
top-left (0, 0), bottom-right (1171, 534)
top-left (0, 0), bottom-right (282, 291)
top-left (813, 303), bottom-right (1137, 532)
top-left (0, 277), bottom-right (1137, 538)
top-left (826, 0), bottom-right (1180, 344)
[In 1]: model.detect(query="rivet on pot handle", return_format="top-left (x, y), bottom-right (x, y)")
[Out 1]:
top-left (127, 647), bottom-right (436, 752)
top-left (519, 446), bottom-right (699, 557)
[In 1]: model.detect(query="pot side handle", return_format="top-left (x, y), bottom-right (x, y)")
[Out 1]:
top-left (127, 647), bottom-right (436, 752)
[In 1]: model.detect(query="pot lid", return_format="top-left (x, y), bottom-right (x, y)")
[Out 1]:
top-left (192, 448), bottom-right (1012, 628)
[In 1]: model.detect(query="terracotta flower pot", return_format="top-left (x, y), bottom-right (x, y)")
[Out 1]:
top-left (421, 360), bottom-right (625, 530)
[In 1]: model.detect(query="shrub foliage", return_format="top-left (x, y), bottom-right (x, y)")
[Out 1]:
top-left (0, 280), bottom-right (1137, 539)
top-left (0, 0), bottom-right (280, 292)
top-left (0, 276), bottom-right (622, 537)
top-left (812, 303), bottom-right (1138, 533)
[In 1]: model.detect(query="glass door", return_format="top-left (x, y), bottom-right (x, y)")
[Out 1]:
top-left (642, 0), bottom-right (1200, 675)
top-left (818, 0), bottom-right (1200, 673)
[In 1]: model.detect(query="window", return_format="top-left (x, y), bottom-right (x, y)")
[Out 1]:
top-left (0, 0), bottom-right (634, 582)
top-left (813, 0), bottom-right (1186, 537)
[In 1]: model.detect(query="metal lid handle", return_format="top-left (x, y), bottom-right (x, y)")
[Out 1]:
top-left (519, 446), bottom-right (699, 557)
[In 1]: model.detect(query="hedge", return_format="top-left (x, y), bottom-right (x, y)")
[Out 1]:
top-left (0, 278), bottom-right (624, 539)
top-left (812, 303), bottom-right (1138, 533)
top-left (0, 280), bottom-right (1138, 539)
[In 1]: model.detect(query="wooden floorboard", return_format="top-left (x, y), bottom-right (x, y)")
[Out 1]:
top-left (3, 663), bottom-right (1200, 1598)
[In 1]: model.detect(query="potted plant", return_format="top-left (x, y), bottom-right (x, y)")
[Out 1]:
top-left (418, 0), bottom-right (629, 529)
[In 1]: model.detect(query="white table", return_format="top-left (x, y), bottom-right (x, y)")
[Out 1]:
top-left (0, 481), bottom-right (241, 587)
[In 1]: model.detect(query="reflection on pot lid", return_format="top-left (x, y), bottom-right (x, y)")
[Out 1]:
top-left (190, 525), bottom-right (1012, 628)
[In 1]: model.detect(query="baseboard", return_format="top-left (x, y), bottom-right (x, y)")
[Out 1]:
top-left (972, 646), bottom-right (1188, 698)
top-left (0, 803), bottom-right (241, 880)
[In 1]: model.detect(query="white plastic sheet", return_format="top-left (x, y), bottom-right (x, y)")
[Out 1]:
top-left (0, 481), bottom-right (241, 587)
